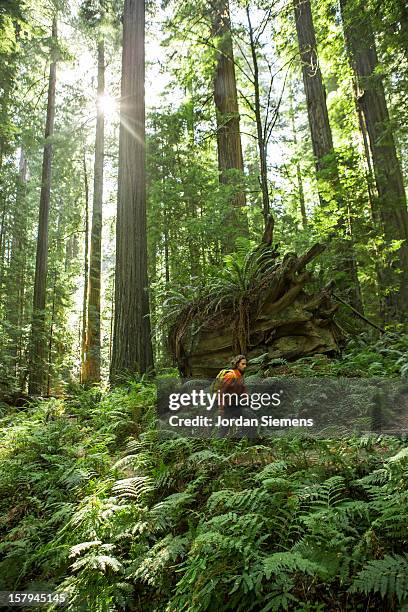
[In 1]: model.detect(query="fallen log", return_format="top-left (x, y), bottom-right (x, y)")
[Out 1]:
top-left (169, 238), bottom-right (345, 378)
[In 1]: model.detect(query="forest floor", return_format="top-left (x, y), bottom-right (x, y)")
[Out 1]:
top-left (0, 334), bottom-right (408, 611)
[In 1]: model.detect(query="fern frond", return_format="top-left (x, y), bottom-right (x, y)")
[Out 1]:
top-left (132, 534), bottom-right (189, 586)
top-left (149, 492), bottom-right (196, 532)
top-left (386, 448), bottom-right (408, 464)
top-left (263, 551), bottom-right (327, 580)
top-left (69, 540), bottom-right (102, 558)
top-left (71, 552), bottom-right (123, 573)
top-left (206, 488), bottom-right (270, 514)
top-left (350, 553), bottom-right (408, 603)
top-left (112, 476), bottom-right (153, 500)
top-left (299, 476), bottom-right (348, 510)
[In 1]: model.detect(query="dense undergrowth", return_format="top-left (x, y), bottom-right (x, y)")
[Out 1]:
top-left (1, 336), bottom-right (408, 611)
top-left (247, 332), bottom-right (408, 379)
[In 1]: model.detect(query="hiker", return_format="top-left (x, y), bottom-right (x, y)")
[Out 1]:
top-left (217, 354), bottom-right (248, 438)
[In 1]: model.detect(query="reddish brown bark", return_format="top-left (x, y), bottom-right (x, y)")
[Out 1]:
top-left (210, 0), bottom-right (248, 250)
top-left (110, 0), bottom-right (154, 380)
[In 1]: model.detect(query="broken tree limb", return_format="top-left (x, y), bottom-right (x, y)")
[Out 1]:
top-left (294, 243), bottom-right (326, 273)
top-left (261, 214), bottom-right (274, 245)
top-left (332, 292), bottom-right (386, 334)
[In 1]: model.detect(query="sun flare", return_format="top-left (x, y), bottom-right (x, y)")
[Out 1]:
top-left (97, 93), bottom-right (118, 118)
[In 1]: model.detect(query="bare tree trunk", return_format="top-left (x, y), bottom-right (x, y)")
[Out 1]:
top-left (246, 6), bottom-right (270, 225)
top-left (29, 17), bottom-right (57, 395)
top-left (46, 270), bottom-right (57, 396)
top-left (5, 148), bottom-right (28, 383)
top-left (0, 199), bottom-right (8, 294)
top-left (110, 0), bottom-right (154, 381)
top-left (185, 96), bottom-right (201, 278)
top-left (164, 210), bottom-right (170, 285)
top-left (82, 39), bottom-right (105, 383)
top-left (352, 74), bottom-right (385, 315)
top-left (341, 0), bottom-right (408, 321)
top-left (289, 85), bottom-right (307, 228)
top-left (80, 151), bottom-right (89, 382)
top-left (293, 0), bottom-right (334, 180)
top-left (109, 271), bottom-right (114, 364)
top-left (293, 0), bottom-right (363, 312)
top-left (210, 0), bottom-right (248, 250)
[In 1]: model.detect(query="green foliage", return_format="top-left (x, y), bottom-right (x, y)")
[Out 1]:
top-left (1, 0), bottom-right (408, 394)
top-left (163, 239), bottom-right (280, 334)
top-left (0, 381), bottom-right (407, 610)
top-left (350, 553), bottom-right (408, 605)
top-left (248, 331), bottom-right (408, 379)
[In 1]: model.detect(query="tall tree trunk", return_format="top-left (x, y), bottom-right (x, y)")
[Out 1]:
top-left (293, 0), bottom-right (363, 312)
top-left (46, 269), bottom-right (57, 396)
top-left (82, 39), bottom-right (105, 384)
top-left (352, 73), bottom-right (385, 314)
top-left (245, 6), bottom-right (270, 226)
top-left (6, 148), bottom-right (28, 383)
top-left (109, 271), bottom-right (114, 364)
top-left (164, 209), bottom-right (170, 285)
top-left (289, 84), bottom-right (307, 228)
top-left (293, 0), bottom-right (334, 180)
top-left (0, 200), bottom-right (8, 298)
top-left (80, 151), bottom-right (89, 381)
top-left (210, 0), bottom-right (248, 250)
top-left (110, 0), bottom-right (154, 381)
top-left (185, 94), bottom-right (201, 279)
top-left (28, 17), bottom-right (57, 395)
top-left (341, 0), bottom-right (408, 321)
top-left (0, 22), bottom-right (20, 170)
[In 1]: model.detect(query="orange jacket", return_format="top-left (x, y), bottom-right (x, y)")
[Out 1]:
top-left (219, 369), bottom-right (247, 410)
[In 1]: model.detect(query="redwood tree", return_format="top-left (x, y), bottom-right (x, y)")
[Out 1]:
top-left (82, 39), bottom-right (105, 383)
top-left (80, 152), bottom-right (89, 380)
top-left (210, 0), bottom-right (248, 250)
top-left (293, 0), bottom-right (363, 311)
top-left (110, 0), bottom-right (154, 380)
top-left (341, 0), bottom-right (408, 321)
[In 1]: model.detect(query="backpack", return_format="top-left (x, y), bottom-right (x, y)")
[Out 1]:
top-left (210, 368), bottom-right (236, 394)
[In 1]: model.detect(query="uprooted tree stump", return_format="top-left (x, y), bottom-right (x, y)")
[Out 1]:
top-left (169, 220), bottom-right (345, 378)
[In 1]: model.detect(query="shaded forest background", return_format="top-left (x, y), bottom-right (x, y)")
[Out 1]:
top-left (0, 0), bottom-right (407, 394)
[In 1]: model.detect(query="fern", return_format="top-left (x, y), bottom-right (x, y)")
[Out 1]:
top-left (69, 540), bottom-right (103, 557)
top-left (350, 553), bottom-right (408, 603)
top-left (112, 476), bottom-right (153, 500)
top-left (2, 380), bottom-right (408, 611)
top-left (299, 476), bottom-right (349, 510)
top-left (256, 461), bottom-right (288, 480)
top-left (132, 534), bottom-right (189, 586)
top-left (206, 488), bottom-right (271, 515)
top-left (263, 551), bottom-right (326, 579)
top-left (71, 553), bottom-right (123, 574)
top-left (149, 492), bottom-right (196, 532)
